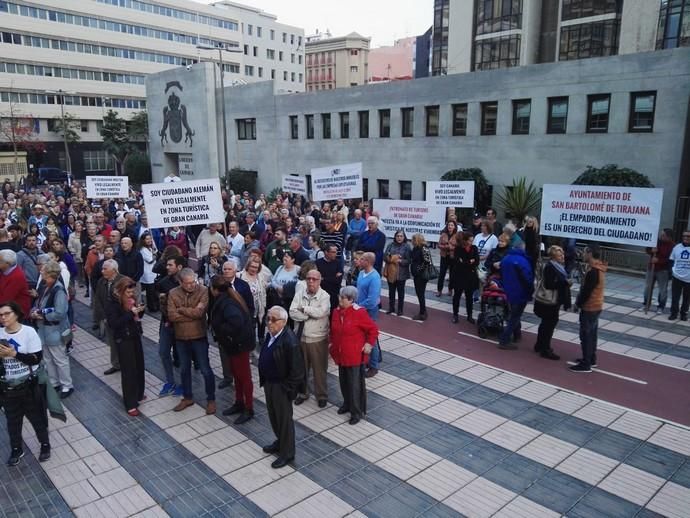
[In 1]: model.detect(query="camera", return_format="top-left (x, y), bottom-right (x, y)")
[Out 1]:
top-left (186, 64), bottom-right (193, 71)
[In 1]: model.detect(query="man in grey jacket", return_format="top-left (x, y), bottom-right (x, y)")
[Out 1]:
top-left (16, 235), bottom-right (47, 288)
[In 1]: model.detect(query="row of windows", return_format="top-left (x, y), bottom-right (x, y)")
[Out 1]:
top-left (1, 30), bottom-right (195, 66)
top-left (559, 20), bottom-right (620, 61)
top-left (0, 90), bottom-right (146, 109)
top-left (95, 0), bottom-right (239, 31)
top-left (0, 61), bottom-right (145, 85)
top-left (243, 24), bottom-right (301, 47)
top-left (561, 0), bottom-right (621, 21)
top-left (475, 0), bottom-right (522, 36)
top-left (242, 65), bottom-right (303, 82)
top-left (282, 91), bottom-right (656, 141)
top-left (257, 47), bottom-right (301, 64)
top-left (473, 34), bottom-right (521, 71)
top-left (656, 0), bottom-right (690, 49)
top-left (0, 2), bottom-right (235, 49)
top-left (83, 150), bottom-right (114, 172)
top-left (431, 0), bottom-right (449, 75)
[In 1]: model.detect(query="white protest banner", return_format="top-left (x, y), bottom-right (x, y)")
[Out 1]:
top-left (310, 162), bottom-right (363, 201)
top-left (540, 184), bottom-right (663, 247)
top-left (375, 199), bottom-right (447, 243)
top-left (86, 176), bottom-right (129, 199)
top-left (282, 174), bottom-right (308, 196)
top-left (142, 178), bottom-right (225, 229)
top-left (426, 181), bottom-right (475, 207)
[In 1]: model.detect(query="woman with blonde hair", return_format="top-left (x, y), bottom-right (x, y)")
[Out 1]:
top-left (522, 216), bottom-right (541, 269)
top-left (410, 234), bottom-right (430, 320)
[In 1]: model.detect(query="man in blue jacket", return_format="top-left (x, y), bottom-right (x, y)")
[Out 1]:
top-left (357, 217), bottom-right (386, 274)
top-left (498, 247), bottom-right (534, 349)
top-left (357, 252), bottom-right (382, 377)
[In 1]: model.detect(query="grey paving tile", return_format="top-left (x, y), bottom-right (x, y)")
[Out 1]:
top-left (483, 453), bottom-right (550, 493)
top-left (294, 434), bottom-right (340, 468)
top-left (384, 357), bottom-right (428, 378)
top-left (232, 497), bottom-right (271, 517)
top-left (585, 429), bottom-right (642, 461)
top-left (566, 487), bottom-right (641, 517)
top-left (392, 413), bottom-right (445, 443)
top-left (625, 442), bottom-right (686, 481)
top-left (329, 465), bottom-right (401, 508)
top-left (366, 401), bottom-right (417, 429)
top-left (300, 449), bottom-right (368, 486)
top-left (482, 394), bottom-right (536, 419)
top-left (523, 470), bottom-right (590, 514)
top-left (361, 483), bottom-right (440, 517)
top-left (455, 385), bottom-right (502, 406)
top-left (513, 405), bottom-right (566, 431)
top-left (548, 416), bottom-right (602, 446)
top-left (634, 508), bottom-right (667, 518)
top-left (449, 439), bottom-right (511, 475)
top-left (670, 460), bottom-right (690, 488)
top-left (416, 425), bottom-right (476, 457)
top-left (366, 392), bottom-right (392, 411)
top-left (431, 375), bottom-right (477, 397)
top-left (419, 503), bottom-right (466, 518)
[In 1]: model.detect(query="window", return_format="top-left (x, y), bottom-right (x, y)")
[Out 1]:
top-left (339, 112), bottom-right (349, 138)
top-left (271, 69), bottom-right (275, 79)
top-left (291, 53), bottom-right (295, 63)
top-left (258, 67), bottom-right (263, 78)
top-left (80, 120), bottom-right (89, 132)
top-left (83, 150), bottom-right (113, 171)
top-left (244, 65), bottom-right (254, 76)
top-left (236, 118), bottom-right (256, 140)
top-left (401, 107), bottom-right (414, 137)
top-left (289, 115), bottom-right (298, 139)
top-left (400, 181), bottom-right (412, 200)
top-left (243, 44), bottom-right (249, 55)
top-left (96, 120), bottom-right (103, 132)
top-left (378, 179), bottom-right (389, 199)
top-left (629, 91), bottom-right (656, 132)
top-left (350, 65), bottom-right (358, 73)
top-left (452, 103), bottom-right (468, 136)
top-left (587, 94), bottom-right (610, 133)
top-left (279, 51), bottom-right (283, 61)
top-left (363, 178), bottom-right (369, 201)
top-left (547, 97), bottom-right (568, 134)
top-left (267, 49), bottom-right (275, 59)
top-left (257, 27), bottom-right (262, 38)
top-left (322, 113), bottom-right (331, 139)
top-left (247, 24), bottom-right (252, 36)
top-left (253, 46), bottom-right (257, 57)
top-left (350, 49), bottom-right (358, 56)
top-left (474, 35), bottom-right (521, 70)
top-left (432, 0), bottom-right (450, 75)
top-left (425, 105), bottom-right (439, 137)
top-left (481, 102), bottom-right (498, 135)
top-left (379, 109), bottom-right (390, 137)
top-left (475, 0), bottom-right (523, 35)
top-left (512, 99), bottom-right (531, 135)
top-left (47, 119), bottom-right (58, 132)
top-left (422, 181), bottom-right (427, 201)
top-left (358, 110), bottom-right (369, 138)
top-left (656, 0), bottom-right (690, 49)
top-left (305, 114), bottom-right (314, 139)
top-left (561, 0), bottom-right (621, 21)
top-left (559, 20), bottom-right (620, 61)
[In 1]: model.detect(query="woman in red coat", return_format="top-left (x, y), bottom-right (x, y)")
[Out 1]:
top-left (329, 285), bottom-right (378, 425)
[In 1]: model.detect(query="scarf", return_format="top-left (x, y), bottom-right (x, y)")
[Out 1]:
top-left (550, 259), bottom-right (567, 279)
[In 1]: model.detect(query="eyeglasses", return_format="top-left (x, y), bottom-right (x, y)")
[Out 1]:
top-left (266, 317), bottom-right (285, 323)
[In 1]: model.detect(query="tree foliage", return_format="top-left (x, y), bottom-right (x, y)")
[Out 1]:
top-left (573, 164), bottom-right (654, 187)
top-left (100, 110), bottom-right (132, 176)
top-left (124, 152), bottom-right (152, 186)
top-left (226, 167), bottom-right (257, 196)
top-left (495, 177), bottom-right (542, 223)
top-left (0, 108), bottom-right (44, 159)
top-left (50, 112), bottom-right (81, 144)
top-left (440, 168), bottom-right (492, 212)
top-left (127, 111), bottom-right (148, 141)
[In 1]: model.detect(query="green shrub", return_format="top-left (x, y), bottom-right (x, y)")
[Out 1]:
top-left (573, 164), bottom-right (654, 187)
top-left (495, 177), bottom-right (541, 222)
top-left (226, 167), bottom-right (257, 194)
top-left (124, 152), bottom-right (151, 186)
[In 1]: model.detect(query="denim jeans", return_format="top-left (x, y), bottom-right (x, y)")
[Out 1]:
top-left (499, 302), bottom-right (526, 345)
top-left (159, 323), bottom-right (176, 386)
top-left (643, 269), bottom-right (669, 309)
top-left (366, 306), bottom-right (381, 369)
top-left (177, 338), bottom-right (215, 401)
top-left (579, 310), bottom-right (601, 368)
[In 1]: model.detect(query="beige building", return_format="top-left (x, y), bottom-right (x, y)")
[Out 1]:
top-left (305, 32), bottom-right (370, 91)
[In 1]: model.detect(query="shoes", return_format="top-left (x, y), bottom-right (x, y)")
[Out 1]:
top-left (513, 331), bottom-right (522, 343)
top-left (412, 313), bottom-right (427, 321)
top-left (38, 443), bottom-right (51, 462)
top-left (349, 415), bottom-right (360, 425)
top-left (91, 324), bottom-right (99, 331)
top-left (467, 316), bottom-right (476, 324)
top-left (234, 410), bottom-right (254, 425)
top-left (435, 291), bottom-right (442, 297)
top-left (533, 344), bottom-right (540, 353)
top-left (262, 442), bottom-right (280, 454)
top-left (396, 311), bottom-right (403, 317)
top-left (206, 400), bottom-right (217, 415)
top-left (682, 314), bottom-right (688, 321)
top-left (173, 398), bottom-right (194, 412)
top-left (386, 308), bottom-right (395, 315)
top-left (669, 313), bottom-right (678, 321)
top-left (84, 291), bottom-right (89, 298)
top-left (365, 368), bottom-right (378, 378)
top-left (222, 402), bottom-right (245, 416)
top-left (127, 408), bottom-right (140, 417)
top-left (569, 363), bottom-right (592, 373)
top-left (498, 342), bottom-right (518, 350)
top-left (159, 383), bottom-right (176, 397)
top-left (317, 399), bottom-right (327, 408)
top-left (337, 406), bottom-right (349, 415)
top-left (60, 388), bottom-right (74, 399)
top-left (452, 315), bottom-right (459, 324)
top-left (540, 350), bottom-right (560, 361)
top-left (104, 367), bottom-right (120, 375)
top-left (173, 385), bottom-right (183, 397)
top-left (575, 358), bottom-right (598, 367)
top-left (7, 448), bottom-right (24, 467)
top-left (139, 395), bottom-right (148, 402)
top-left (218, 379), bottom-right (233, 389)
top-left (271, 456), bottom-right (293, 469)
top-left (293, 396), bottom-right (307, 406)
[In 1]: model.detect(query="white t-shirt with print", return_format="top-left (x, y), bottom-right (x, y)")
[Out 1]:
top-left (0, 325), bottom-right (43, 381)
top-left (670, 244), bottom-right (690, 283)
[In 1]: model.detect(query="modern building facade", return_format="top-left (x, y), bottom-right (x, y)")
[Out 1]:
top-left (432, 0), bottom-right (689, 75)
top-left (146, 47), bottom-right (690, 231)
top-left (0, 0), bottom-right (304, 174)
top-left (414, 27), bottom-right (433, 79)
top-left (304, 32), bottom-right (370, 91)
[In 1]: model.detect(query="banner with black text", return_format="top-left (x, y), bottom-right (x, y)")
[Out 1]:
top-left (310, 162), bottom-right (363, 201)
top-left (374, 199), bottom-right (446, 243)
top-left (142, 178), bottom-right (225, 228)
top-left (86, 176), bottom-right (129, 199)
top-left (426, 181), bottom-right (475, 207)
top-left (281, 175), bottom-right (308, 196)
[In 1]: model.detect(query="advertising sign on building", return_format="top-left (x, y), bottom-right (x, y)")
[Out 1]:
top-left (426, 181), bottom-right (475, 207)
top-left (178, 154), bottom-right (194, 179)
top-left (310, 162), bottom-right (363, 201)
top-left (374, 199), bottom-right (447, 243)
top-left (142, 178), bottom-right (225, 228)
top-left (86, 176), bottom-right (129, 199)
top-left (281, 175), bottom-right (308, 196)
top-left (540, 184), bottom-right (664, 247)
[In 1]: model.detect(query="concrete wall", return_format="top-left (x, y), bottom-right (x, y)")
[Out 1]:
top-left (447, 0), bottom-right (474, 74)
top-left (619, 0), bottom-right (661, 55)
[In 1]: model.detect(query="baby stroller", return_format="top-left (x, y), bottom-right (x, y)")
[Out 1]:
top-left (477, 276), bottom-right (509, 339)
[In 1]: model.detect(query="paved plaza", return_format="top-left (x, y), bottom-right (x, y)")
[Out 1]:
top-left (1, 273), bottom-right (689, 518)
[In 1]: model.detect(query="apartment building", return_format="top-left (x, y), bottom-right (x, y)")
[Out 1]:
top-left (304, 32), bottom-right (370, 91)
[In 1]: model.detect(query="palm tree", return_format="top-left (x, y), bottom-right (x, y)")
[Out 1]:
top-left (495, 177), bottom-right (541, 223)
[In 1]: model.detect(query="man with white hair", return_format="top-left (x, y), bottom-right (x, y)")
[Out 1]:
top-left (357, 217), bottom-right (386, 273)
top-left (259, 306), bottom-right (305, 469)
top-left (226, 221), bottom-right (244, 266)
top-left (346, 209), bottom-right (366, 259)
top-left (94, 259), bottom-right (123, 375)
top-left (0, 249), bottom-right (31, 316)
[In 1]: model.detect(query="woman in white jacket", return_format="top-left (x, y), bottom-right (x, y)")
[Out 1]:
top-left (137, 233), bottom-right (159, 312)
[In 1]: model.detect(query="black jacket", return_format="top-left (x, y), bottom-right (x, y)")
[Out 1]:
top-left (104, 297), bottom-right (144, 342)
top-left (116, 249), bottom-right (143, 282)
top-left (452, 245), bottom-right (480, 291)
top-left (156, 274), bottom-right (180, 323)
top-left (258, 327), bottom-right (305, 398)
top-left (534, 262), bottom-right (572, 319)
top-left (209, 293), bottom-right (254, 355)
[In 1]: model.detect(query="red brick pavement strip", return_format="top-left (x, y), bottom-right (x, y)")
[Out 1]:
top-left (378, 297), bottom-right (690, 427)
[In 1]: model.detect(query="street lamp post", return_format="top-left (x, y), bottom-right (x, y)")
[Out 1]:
top-left (47, 89), bottom-right (74, 174)
top-left (196, 44), bottom-right (242, 189)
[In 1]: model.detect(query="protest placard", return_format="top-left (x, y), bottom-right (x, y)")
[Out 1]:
top-left (310, 162), bottom-right (363, 201)
top-left (426, 181), bottom-right (475, 207)
top-left (86, 176), bottom-right (129, 199)
top-left (281, 174), bottom-right (308, 196)
top-left (142, 178), bottom-right (225, 228)
top-left (374, 199), bottom-right (447, 243)
top-left (540, 184), bottom-right (663, 247)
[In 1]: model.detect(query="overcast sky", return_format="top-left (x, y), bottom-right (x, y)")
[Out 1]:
top-left (199, 0), bottom-right (434, 47)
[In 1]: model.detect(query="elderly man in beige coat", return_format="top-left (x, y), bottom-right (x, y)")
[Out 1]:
top-left (289, 270), bottom-right (331, 408)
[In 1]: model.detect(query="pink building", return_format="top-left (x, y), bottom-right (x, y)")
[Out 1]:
top-left (367, 37), bottom-right (415, 83)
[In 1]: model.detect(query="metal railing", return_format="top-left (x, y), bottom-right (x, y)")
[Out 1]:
top-left (577, 243), bottom-right (647, 274)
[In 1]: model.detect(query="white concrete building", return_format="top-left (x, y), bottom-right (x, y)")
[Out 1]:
top-left (0, 0), bottom-right (304, 174)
